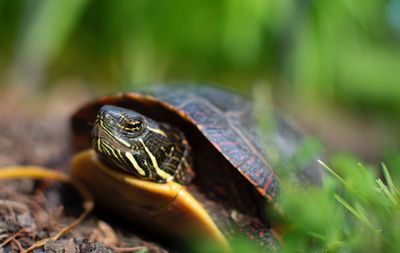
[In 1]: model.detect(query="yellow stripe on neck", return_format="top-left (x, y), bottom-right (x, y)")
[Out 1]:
top-left (125, 152), bottom-right (147, 177)
top-left (147, 127), bottom-right (167, 137)
top-left (139, 140), bottom-right (172, 180)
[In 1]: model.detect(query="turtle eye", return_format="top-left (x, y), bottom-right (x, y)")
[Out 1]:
top-left (122, 118), bottom-right (145, 135)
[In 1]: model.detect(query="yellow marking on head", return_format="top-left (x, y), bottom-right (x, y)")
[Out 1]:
top-left (125, 152), bottom-right (147, 176)
top-left (99, 118), bottom-right (130, 146)
top-left (97, 138), bottom-right (102, 152)
top-left (117, 149), bottom-right (125, 163)
top-left (100, 121), bottom-right (116, 137)
top-left (147, 127), bottom-right (167, 137)
top-left (116, 122), bottom-right (124, 129)
top-left (102, 141), bottom-right (118, 159)
top-left (166, 146), bottom-right (174, 157)
top-left (139, 140), bottom-right (172, 180)
top-left (101, 144), bottom-right (111, 156)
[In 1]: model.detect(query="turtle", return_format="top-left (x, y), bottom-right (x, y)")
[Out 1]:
top-left (0, 85), bottom-right (323, 252)
top-left (70, 85), bottom-right (324, 249)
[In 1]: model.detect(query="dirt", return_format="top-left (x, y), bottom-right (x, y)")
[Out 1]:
top-left (0, 87), bottom-right (172, 253)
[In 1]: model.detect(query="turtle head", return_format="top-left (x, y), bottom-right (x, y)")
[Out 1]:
top-left (92, 105), bottom-right (192, 183)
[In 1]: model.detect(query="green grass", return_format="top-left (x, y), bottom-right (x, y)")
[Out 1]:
top-left (187, 128), bottom-right (400, 253)
top-left (223, 154), bottom-right (400, 252)
top-left (273, 155), bottom-right (400, 253)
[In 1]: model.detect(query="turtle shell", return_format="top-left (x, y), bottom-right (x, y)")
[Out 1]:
top-left (71, 85), bottom-right (279, 202)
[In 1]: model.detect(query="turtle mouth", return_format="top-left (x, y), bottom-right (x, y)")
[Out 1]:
top-left (90, 129), bottom-right (99, 152)
top-left (90, 118), bottom-right (101, 150)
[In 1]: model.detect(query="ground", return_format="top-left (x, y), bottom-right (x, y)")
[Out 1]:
top-left (0, 87), bottom-right (172, 253)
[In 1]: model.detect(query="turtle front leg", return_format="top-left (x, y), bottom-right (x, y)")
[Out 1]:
top-left (0, 166), bottom-right (94, 253)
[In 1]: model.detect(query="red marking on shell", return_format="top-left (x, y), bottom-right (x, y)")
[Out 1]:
top-left (239, 171), bottom-right (273, 201)
top-left (194, 110), bottom-right (206, 117)
top-left (247, 156), bottom-right (255, 164)
top-left (260, 173), bottom-right (273, 197)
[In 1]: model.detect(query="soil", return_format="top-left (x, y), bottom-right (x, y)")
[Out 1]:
top-left (0, 87), bottom-right (173, 253)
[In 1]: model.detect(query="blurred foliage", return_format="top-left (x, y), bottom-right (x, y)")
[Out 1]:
top-left (273, 156), bottom-right (400, 253)
top-left (0, 0), bottom-right (399, 119)
top-left (290, 0), bottom-right (400, 117)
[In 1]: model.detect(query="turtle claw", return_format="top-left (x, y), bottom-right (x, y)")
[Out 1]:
top-left (0, 166), bottom-right (94, 252)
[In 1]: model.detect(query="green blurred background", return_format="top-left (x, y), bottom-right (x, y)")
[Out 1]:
top-left (0, 0), bottom-right (399, 163)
